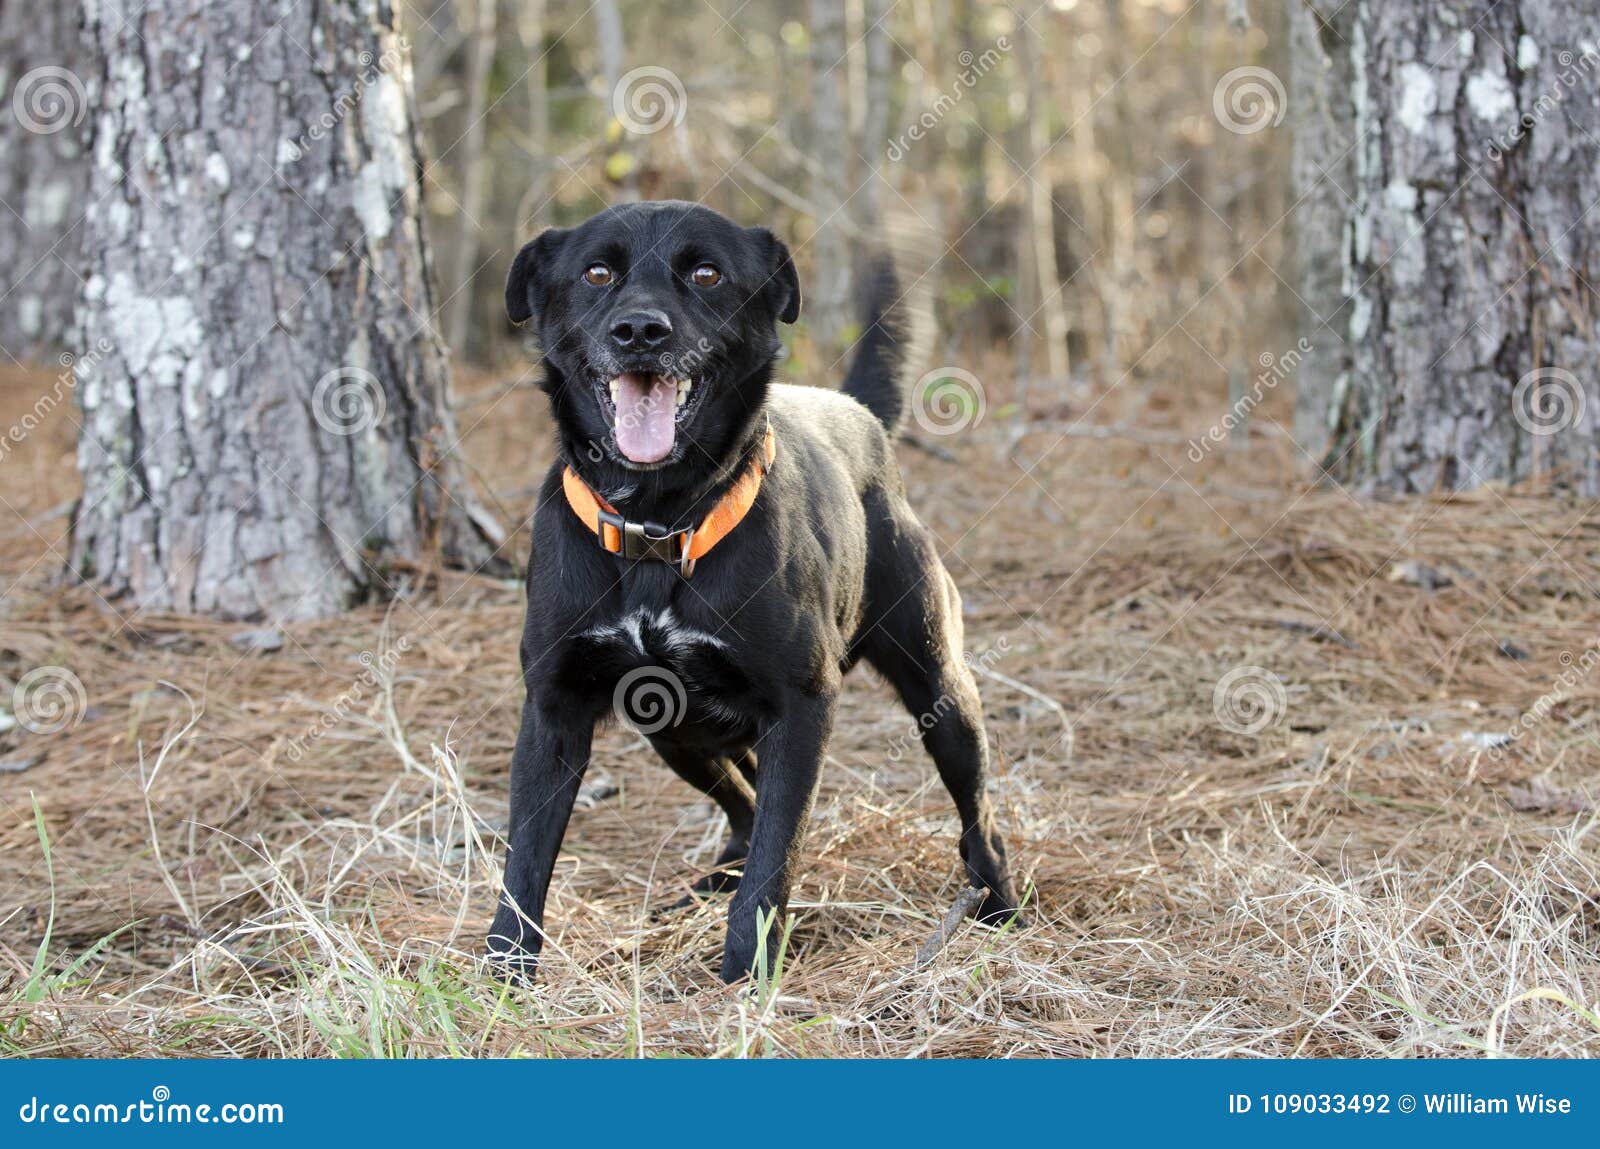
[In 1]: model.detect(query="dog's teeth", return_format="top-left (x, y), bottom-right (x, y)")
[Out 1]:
top-left (675, 378), bottom-right (692, 408)
top-left (609, 379), bottom-right (620, 403)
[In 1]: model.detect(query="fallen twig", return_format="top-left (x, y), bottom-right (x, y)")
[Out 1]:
top-left (914, 886), bottom-right (987, 968)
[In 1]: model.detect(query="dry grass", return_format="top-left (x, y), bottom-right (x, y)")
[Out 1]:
top-left (2, 354), bottom-right (1599, 1058)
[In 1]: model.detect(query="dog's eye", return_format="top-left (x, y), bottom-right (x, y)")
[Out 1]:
top-left (584, 264), bottom-right (613, 286)
top-left (690, 264), bottom-right (722, 288)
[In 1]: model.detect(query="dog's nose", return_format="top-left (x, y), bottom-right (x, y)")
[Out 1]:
top-left (609, 309), bottom-right (673, 351)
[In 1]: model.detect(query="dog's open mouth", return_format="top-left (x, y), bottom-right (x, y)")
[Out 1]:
top-left (602, 371), bottom-right (699, 464)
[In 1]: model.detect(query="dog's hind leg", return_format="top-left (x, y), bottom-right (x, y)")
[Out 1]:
top-left (654, 745), bottom-right (756, 894)
top-left (858, 525), bottom-right (1022, 925)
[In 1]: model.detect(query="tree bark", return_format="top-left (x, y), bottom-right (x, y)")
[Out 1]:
top-left (1294, 0), bottom-right (1600, 493)
top-left (72, 0), bottom-right (506, 621)
top-left (0, 0), bottom-right (87, 363)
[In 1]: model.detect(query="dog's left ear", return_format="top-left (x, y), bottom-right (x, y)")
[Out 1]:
top-left (505, 228), bottom-right (568, 326)
top-left (749, 227), bottom-right (801, 325)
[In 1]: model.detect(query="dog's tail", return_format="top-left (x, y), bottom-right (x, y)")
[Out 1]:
top-left (840, 234), bottom-right (934, 436)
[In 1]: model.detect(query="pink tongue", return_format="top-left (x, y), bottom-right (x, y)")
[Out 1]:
top-left (613, 372), bottom-right (676, 463)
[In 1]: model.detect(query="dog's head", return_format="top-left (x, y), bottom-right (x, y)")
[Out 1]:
top-left (507, 201), bottom-right (800, 470)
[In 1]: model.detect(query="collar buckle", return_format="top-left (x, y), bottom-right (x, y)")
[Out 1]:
top-left (597, 509), bottom-right (684, 563)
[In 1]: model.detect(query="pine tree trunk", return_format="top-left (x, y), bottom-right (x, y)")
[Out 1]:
top-left (1293, 0), bottom-right (1600, 493)
top-left (0, 0), bottom-right (87, 362)
top-left (809, 0), bottom-right (853, 361)
top-left (594, 0), bottom-right (638, 202)
top-left (444, 0), bottom-right (497, 357)
top-left (856, 0), bottom-right (892, 229)
top-left (514, 0), bottom-right (552, 236)
top-left (1016, 6), bottom-right (1070, 390)
top-left (71, 0), bottom-right (506, 620)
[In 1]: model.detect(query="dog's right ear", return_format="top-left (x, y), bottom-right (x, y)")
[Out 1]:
top-left (505, 228), bottom-right (568, 326)
top-left (748, 227), bottom-right (801, 325)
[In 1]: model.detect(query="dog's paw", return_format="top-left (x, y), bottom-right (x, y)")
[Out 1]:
top-left (485, 932), bottom-right (540, 986)
top-left (691, 864), bottom-right (743, 895)
top-left (975, 891), bottom-right (1029, 930)
top-left (650, 892), bottom-right (701, 920)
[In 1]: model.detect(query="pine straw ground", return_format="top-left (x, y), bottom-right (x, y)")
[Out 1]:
top-left (2, 356), bottom-right (1599, 1058)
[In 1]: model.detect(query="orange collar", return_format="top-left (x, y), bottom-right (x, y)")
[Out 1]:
top-left (561, 428), bottom-right (776, 576)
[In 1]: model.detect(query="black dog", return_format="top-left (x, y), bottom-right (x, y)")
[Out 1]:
top-left (489, 200), bottom-right (1020, 983)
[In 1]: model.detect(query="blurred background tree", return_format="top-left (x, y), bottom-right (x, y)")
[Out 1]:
top-left (0, 1), bottom-right (86, 361)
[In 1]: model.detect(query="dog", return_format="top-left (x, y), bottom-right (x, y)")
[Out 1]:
top-left (488, 200), bottom-right (1021, 983)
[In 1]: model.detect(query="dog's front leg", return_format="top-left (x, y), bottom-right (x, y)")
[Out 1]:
top-left (486, 698), bottom-right (593, 981)
top-left (721, 690), bottom-right (835, 983)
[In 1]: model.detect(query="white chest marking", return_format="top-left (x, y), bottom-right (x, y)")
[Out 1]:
top-left (582, 606), bottom-right (730, 656)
